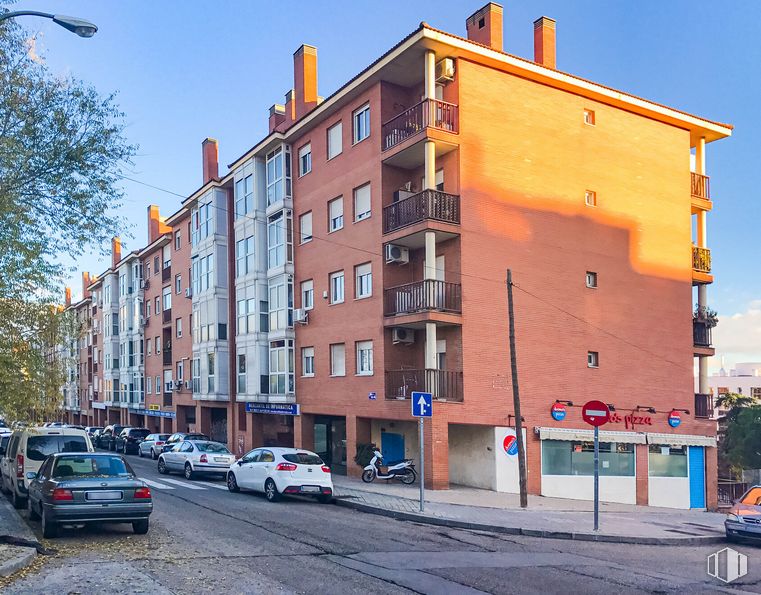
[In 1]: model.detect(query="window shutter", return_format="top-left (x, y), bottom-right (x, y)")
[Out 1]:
top-left (354, 184), bottom-right (371, 220)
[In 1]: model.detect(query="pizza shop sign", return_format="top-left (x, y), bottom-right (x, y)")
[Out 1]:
top-left (608, 412), bottom-right (652, 430)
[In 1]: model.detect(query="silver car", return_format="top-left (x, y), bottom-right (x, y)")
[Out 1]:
top-left (157, 440), bottom-right (235, 480)
top-left (138, 434), bottom-right (170, 460)
top-left (726, 485), bottom-right (761, 542)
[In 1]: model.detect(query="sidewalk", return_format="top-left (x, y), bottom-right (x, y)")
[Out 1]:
top-left (331, 476), bottom-right (727, 545)
top-left (0, 497), bottom-right (38, 577)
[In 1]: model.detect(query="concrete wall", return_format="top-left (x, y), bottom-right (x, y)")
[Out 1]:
top-left (370, 419), bottom-right (419, 461)
top-left (449, 424), bottom-right (495, 490)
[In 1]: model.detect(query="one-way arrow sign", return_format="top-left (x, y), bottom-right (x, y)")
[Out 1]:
top-left (411, 391), bottom-right (432, 418)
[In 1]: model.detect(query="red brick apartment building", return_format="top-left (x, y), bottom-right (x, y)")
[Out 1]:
top-left (63, 3), bottom-right (730, 509)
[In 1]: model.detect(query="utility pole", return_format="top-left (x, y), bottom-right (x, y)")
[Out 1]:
top-left (506, 269), bottom-right (528, 508)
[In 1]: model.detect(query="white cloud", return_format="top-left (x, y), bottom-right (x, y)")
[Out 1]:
top-left (710, 303), bottom-right (761, 372)
top-left (25, 34), bottom-right (45, 65)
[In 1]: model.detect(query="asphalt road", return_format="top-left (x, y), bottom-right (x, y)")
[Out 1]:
top-left (2, 449), bottom-right (760, 594)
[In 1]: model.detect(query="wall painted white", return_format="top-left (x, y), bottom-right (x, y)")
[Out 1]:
top-left (494, 427), bottom-right (526, 493)
top-left (449, 424), bottom-right (496, 490)
top-left (541, 474), bottom-right (637, 504)
top-left (648, 477), bottom-right (690, 509)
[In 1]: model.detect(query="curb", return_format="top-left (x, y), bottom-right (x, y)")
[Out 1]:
top-left (0, 546), bottom-right (36, 578)
top-left (334, 498), bottom-right (726, 546)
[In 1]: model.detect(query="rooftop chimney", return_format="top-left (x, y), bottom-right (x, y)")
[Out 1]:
top-left (147, 205), bottom-right (171, 244)
top-left (82, 272), bottom-right (91, 299)
top-left (284, 89), bottom-right (296, 126)
top-left (466, 3), bottom-right (503, 51)
top-left (64, 286), bottom-right (72, 307)
top-left (293, 44), bottom-right (318, 120)
top-left (269, 104), bottom-right (286, 133)
top-left (111, 236), bottom-right (122, 269)
top-left (202, 138), bottom-right (219, 184)
top-left (533, 17), bottom-right (556, 69)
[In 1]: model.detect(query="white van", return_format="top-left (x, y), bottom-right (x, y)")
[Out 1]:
top-left (0, 427), bottom-right (93, 508)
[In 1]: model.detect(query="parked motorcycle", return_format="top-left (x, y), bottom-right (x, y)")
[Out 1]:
top-left (362, 448), bottom-right (416, 484)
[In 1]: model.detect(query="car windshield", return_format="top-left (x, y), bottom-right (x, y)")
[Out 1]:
top-left (740, 487), bottom-right (761, 506)
top-left (53, 456), bottom-right (132, 478)
top-left (27, 435), bottom-right (89, 461)
top-left (154, 435), bottom-right (170, 441)
top-left (282, 453), bottom-right (324, 465)
top-left (195, 442), bottom-right (231, 454)
top-left (186, 434), bottom-right (208, 440)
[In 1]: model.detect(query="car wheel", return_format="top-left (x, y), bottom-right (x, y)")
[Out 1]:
top-left (151, 449), bottom-right (157, 460)
top-left (317, 494), bottom-right (333, 504)
top-left (138, 447), bottom-right (143, 458)
top-left (41, 509), bottom-right (58, 538)
top-left (264, 479), bottom-right (281, 502)
top-left (184, 463), bottom-right (194, 480)
top-left (132, 519), bottom-right (149, 535)
top-left (27, 497), bottom-right (40, 521)
top-left (158, 458), bottom-right (168, 475)
top-left (227, 472), bottom-right (240, 493)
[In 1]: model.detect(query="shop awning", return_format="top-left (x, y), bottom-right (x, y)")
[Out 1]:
top-left (536, 427), bottom-right (646, 444)
top-left (646, 433), bottom-right (716, 447)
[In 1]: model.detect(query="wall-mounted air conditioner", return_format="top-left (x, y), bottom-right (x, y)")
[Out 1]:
top-left (393, 189), bottom-right (415, 203)
top-left (293, 308), bottom-right (308, 324)
top-left (392, 327), bottom-right (415, 344)
top-left (385, 244), bottom-right (409, 265)
top-left (435, 57), bottom-right (455, 82)
top-left (185, 288), bottom-right (192, 298)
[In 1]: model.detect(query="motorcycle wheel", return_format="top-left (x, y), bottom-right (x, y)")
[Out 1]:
top-left (361, 469), bottom-right (376, 483)
top-left (399, 469), bottom-right (416, 485)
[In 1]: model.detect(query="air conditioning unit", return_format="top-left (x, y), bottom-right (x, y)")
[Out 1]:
top-left (185, 287), bottom-right (192, 298)
top-left (393, 189), bottom-right (415, 203)
top-left (435, 57), bottom-right (455, 82)
top-left (385, 244), bottom-right (410, 265)
top-left (139, 280), bottom-right (145, 289)
top-left (392, 327), bottom-right (415, 344)
top-left (293, 308), bottom-right (309, 324)
top-left (143, 280), bottom-right (149, 290)
top-left (139, 316), bottom-right (145, 326)
top-left (184, 381), bottom-right (190, 389)
top-left (174, 380), bottom-right (182, 390)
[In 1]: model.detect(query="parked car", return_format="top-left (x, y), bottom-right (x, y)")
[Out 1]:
top-left (63, 425), bottom-right (85, 430)
top-left (115, 428), bottom-right (150, 455)
top-left (0, 427), bottom-right (93, 508)
top-left (161, 432), bottom-right (210, 454)
top-left (85, 426), bottom-right (103, 440)
top-left (138, 434), bottom-right (170, 459)
top-left (158, 440), bottom-right (235, 480)
top-left (226, 447), bottom-right (333, 503)
top-left (726, 485), bottom-right (761, 542)
top-left (0, 435), bottom-right (9, 457)
top-left (98, 425), bottom-right (130, 451)
top-left (26, 453), bottom-right (152, 538)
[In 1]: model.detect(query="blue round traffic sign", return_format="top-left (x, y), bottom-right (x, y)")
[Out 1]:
top-left (551, 403), bottom-right (567, 421)
top-left (668, 410), bottom-right (681, 428)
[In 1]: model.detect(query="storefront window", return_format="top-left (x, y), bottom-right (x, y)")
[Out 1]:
top-left (542, 440), bottom-right (635, 476)
top-left (647, 444), bottom-right (687, 477)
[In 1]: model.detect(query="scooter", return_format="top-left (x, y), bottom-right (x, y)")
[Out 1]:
top-left (362, 448), bottom-right (417, 484)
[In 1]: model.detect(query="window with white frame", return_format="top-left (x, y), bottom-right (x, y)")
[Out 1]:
top-left (164, 369), bottom-right (173, 394)
top-left (330, 271), bottom-right (344, 304)
top-left (299, 211), bottom-right (312, 244)
top-left (268, 277), bottom-right (293, 331)
top-left (146, 340), bottom-right (152, 356)
top-left (269, 339), bottom-right (294, 394)
top-left (236, 236), bottom-right (255, 277)
top-left (327, 121), bottom-right (342, 159)
top-left (353, 104), bottom-right (370, 144)
top-left (586, 271), bottom-right (598, 288)
top-left (355, 263), bottom-right (372, 299)
top-left (356, 340), bottom-right (373, 375)
top-left (193, 254), bottom-right (214, 294)
top-left (192, 202), bottom-right (213, 245)
top-left (587, 351), bottom-right (599, 368)
top-left (302, 347), bottom-right (314, 377)
top-left (176, 317), bottom-right (182, 338)
top-left (192, 358), bottom-right (200, 393)
top-left (162, 286), bottom-right (172, 311)
top-left (268, 212), bottom-right (285, 268)
top-left (155, 336), bottom-right (160, 354)
top-left (177, 360), bottom-right (184, 381)
top-left (301, 279), bottom-right (314, 310)
top-left (585, 190), bottom-right (597, 207)
top-left (207, 352), bottom-right (215, 393)
top-left (146, 376), bottom-right (152, 395)
top-left (330, 343), bottom-right (345, 376)
top-left (175, 230), bottom-right (181, 250)
top-left (298, 143), bottom-right (312, 176)
top-left (266, 147), bottom-right (285, 206)
top-left (155, 375), bottom-right (160, 395)
top-left (328, 197), bottom-right (343, 232)
top-left (155, 296), bottom-right (160, 314)
top-left (235, 174), bottom-right (254, 217)
top-left (175, 274), bottom-right (182, 294)
top-left (237, 353), bottom-right (246, 394)
top-left (353, 183), bottom-right (371, 221)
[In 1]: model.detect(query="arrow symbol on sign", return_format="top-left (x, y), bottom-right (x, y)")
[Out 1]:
top-left (417, 396), bottom-right (428, 416)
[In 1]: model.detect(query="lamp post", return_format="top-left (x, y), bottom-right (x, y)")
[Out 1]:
top-left (0, 11), bottom-right (97, 38)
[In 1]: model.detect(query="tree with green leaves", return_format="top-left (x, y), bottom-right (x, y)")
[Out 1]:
top-left (721, 406), bottom-right (761, 474)
top-left (716, 391), bottom-right (757, 412)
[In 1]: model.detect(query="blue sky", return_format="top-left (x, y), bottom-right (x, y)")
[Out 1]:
top-left (11, 0), bottom-right (760, 371)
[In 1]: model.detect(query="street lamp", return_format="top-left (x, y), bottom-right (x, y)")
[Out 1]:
top-left (0, 11), bottom-right (98, 38)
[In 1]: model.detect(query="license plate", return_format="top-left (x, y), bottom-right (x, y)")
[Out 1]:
top-left (85, 491), bottom-right (123, 501)
top-left (300, 486), bottom-right (320, 493)
top-left (213, 457), bottom-right (229, 463)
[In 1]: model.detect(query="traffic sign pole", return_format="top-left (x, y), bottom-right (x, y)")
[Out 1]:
top-left (410, 391), bottom-right (432, 514)
top-left (582, 399), bottom-right (610, 533)
top-left (594, 425), bottom-right (599, 531)
top-left (419, 417), bottom-right (424, 513)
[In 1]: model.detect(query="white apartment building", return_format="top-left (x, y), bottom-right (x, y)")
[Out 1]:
top-left (708, 362), bottom-right (761, 417)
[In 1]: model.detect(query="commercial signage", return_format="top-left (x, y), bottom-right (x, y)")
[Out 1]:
top-left (92, 402), bottom-right (106, 410)
top-left (148, 404), bottom-right (160, 411)
top-left (502, 432), bottom-right (519, 456)
top-left (582, 400), bottom-right (610, 427)
top-left (245, 402), bottom-right (300, 416)
top-left (550, 403), bottom-right (566, 421)
top-left (608, 412), bottom-right (652, 429)
top-left (133, 408), bottom-right (176, 419)
top-left (668, 410), bottom-right (682, 428)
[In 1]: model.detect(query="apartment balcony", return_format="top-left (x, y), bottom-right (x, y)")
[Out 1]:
top-left (163, 348), bottom-right (172, 366)
top-left (691, 173), bottom-right (712, 212)
top-left (692, 246), bottom-right (713, 285)
top-left (694, 393), bottom-right (714, 419)
top-left (384, 280), bottom-right (462, 328)
top-left (162, 308), bottom-right (172, 324)
top-left (385, 368), bottom-right (463, 402)
top-left (162, 266), bottom-right (171, 282)
top-left (163, 392), bottom-right (173, 406)
top-left (383, 190), bottom-right (460, 236)
top-left (693, 319), bottom-right (714, 357)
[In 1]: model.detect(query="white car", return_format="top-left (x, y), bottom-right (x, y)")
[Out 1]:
top-left (226, 447), bottom-right (333, 503)
top-left (157, 440), bottom-right (235, 480)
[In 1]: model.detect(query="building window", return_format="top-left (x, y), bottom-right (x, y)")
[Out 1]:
top-left (355, 263), bottom-right (372, 299)
top-left (236, 236), bottom-right (255, 277)
top-left (356, 340), bottom-right (373, 375)
top-left (235, 174), bottom-right (254, 217)
top-left (269, 339), bottom-right (294, 395)
top-left (175, 274), bottom-right (182, 294)
top-left (585, 190), bottom-right (597, 207)
top-left (327, 121), bottom-right (342, 159)
top-left (266, 147), bottom-right (286, 206)
top-left (191, 202), bottom-right (213, 245)
top-left (330, 271), bottom-right (344, 304)
top-left (328, 196), bottom-right (343, 232)
top-left (268, 277), bottom-right (293, 331)
top-left (207, 353), bottom-right (215, 393)
top-left (583, 109), bottom-right (596, 126)
top-left (177, 360), bottom-right (184, 381)
top-left (145, 263), bottom-right (151, 278)
top-left (299, 211), bottom-right (313, 244)
top-left (146, 339), bottom-right (152, 356)
top-left (587, 351), bottom-right (599, 368)
top-left (647, 445), bottom-right (687, 477)
top-left (301, 279), bottom-right (314, 310)
top-left (302, 347), bottom-right (314, 377)
top-left (298, 142), bottom-right (312, 177)
top-left (353, 183), bottom-right (371, 222)
top-left (174, 231), bottom-right (181, 250)
top-left (585, 271), bottom-right (597, 288)
top-left (267, 212), bottom-right (286, 268)
top-left (162, 286), bottom-right (172, 311)
top-left (192, 358), bottom-right (200, 393)
top-left (146, 376), bottom-right (152, 395)
top-left (237, 354), bottom-right (246, 394)
top-left (541, 441), bottom-right (634, 476)
top-left (155, 375), bottom-right (160, 395)
top-left (176, 318), bottom-right (182, 338)
top-left (330, 343), bottom-right (345, 377)
top-left (353, 104), bottom-right (370, 144)
top-left (155, 296), bottom-right (161, 314)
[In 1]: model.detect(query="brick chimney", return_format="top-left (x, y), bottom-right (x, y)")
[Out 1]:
top-left (293, 44), bottom-right (318, 120)
top-left (283, 89), bottom-right (296, 126)
top-left (269, 104), bottom-right (286, 132)
top-left (533, 17), bottom-right (556, 69)
top-left (64, 286), bottom-right (72, 307)
top-left (202, 138), bottom-right (219, 184)
top-left (147, 205), bottom-right (171, 244)
top-left (466, 3), bottom-right (503, 51)
top-left (82, 272), bottom-right (91, 299)
top-left (111, 236), bottom-right (121, 268)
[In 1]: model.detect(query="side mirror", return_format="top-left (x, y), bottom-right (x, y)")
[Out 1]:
top-left (237, 460), bottom-right (244, 466)
top-left (26, 471), bottom-right (37, 480)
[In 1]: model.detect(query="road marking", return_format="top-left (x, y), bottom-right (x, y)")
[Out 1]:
top-left (158, 477), bottom-right (206, 490)
top-left (195, 481), bottom-right (229, 491)
top-left (141, 479), bottom-right (175, 490)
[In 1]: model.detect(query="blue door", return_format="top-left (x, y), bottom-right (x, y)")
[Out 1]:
top-left (688, 446), bottom-right (706, 509)
top-left (381, 432), bottom-right (405, 464)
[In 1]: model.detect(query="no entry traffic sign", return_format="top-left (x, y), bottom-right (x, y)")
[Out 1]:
top-left (582, 400), bottom-right (610, 427)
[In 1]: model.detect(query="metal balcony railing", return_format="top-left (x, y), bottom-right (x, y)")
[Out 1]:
top-left (382, 98), bottom-right (458, 151)
top-left (383, 189), bottom-right (460, 234)
top-left (385, 368), bottom-right (463, 402)
top-left (694, 393), bottom-right (714, 419)
top-left (384, 280), bottom-right (462, 316)
top-left (162, 266), bottom-right (171, 282)
top-left (691, 172), bottom-right (710, 200)
top-left (692, 246), bottom-right (711, 273)
top-left (693, 319), bottom-right (712, 347)
top-left (162, 308), bottom-right (172, 324)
